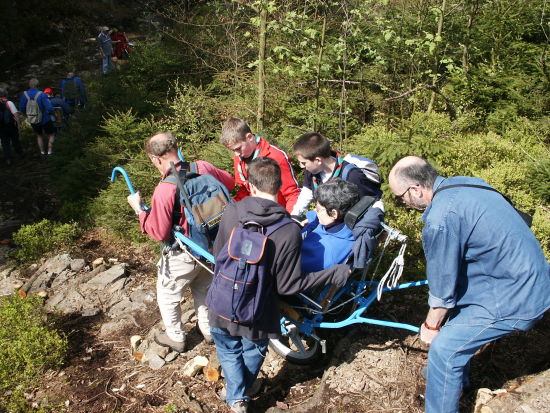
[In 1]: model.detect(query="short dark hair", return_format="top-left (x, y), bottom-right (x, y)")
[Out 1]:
top-left (315, 179), bottom-right (359, 220)
top-left (145, 132), bottom-right (177, 156)
top-left (293, 132), bottom-right (332, 160)
top-left (248, 157), bottom-right (282, 195)
top-left (394, 159), bottom-right (439, 189)
top-left (0, 88), bottom-right (7, 98)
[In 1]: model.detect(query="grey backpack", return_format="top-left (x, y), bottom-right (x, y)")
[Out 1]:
top-left (24, 91), bottom-right (43, 124)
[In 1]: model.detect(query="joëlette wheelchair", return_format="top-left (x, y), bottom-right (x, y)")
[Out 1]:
top-left (112, 167), bottom-right (428, 365)
top-left (269, 220), bottom-right (428, 364)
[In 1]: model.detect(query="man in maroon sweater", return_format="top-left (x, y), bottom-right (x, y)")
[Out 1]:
top-left (127, 131), bottom-right (234, 352)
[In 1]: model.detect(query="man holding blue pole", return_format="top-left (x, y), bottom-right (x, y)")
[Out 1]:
top-left (127, 132), bottom-right (234, 352)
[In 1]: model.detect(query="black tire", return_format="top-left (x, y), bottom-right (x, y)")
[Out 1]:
top-left (269, 321), bottom-right (320, 365)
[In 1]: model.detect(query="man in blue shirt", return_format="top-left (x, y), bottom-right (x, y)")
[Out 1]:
top-left (61, 71), bottom-right (86, 108)
top-left (388, 156), bottom-right (549, 413)
top-left (97, 26), bottom-right (114, 75)
top-left (19, 78), bottom-right (55, 158)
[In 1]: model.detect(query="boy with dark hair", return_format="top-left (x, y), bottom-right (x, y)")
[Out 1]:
top-left (291, 132), bottom-right (382, 217)
top-left (220, 117), bottom-right (300, 214)
top-left (209, 157), bottom-right (349, 413)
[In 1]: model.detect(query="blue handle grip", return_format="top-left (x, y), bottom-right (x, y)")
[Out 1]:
top-left (110, 166), bottom-right (214, 263)
top-left (111, 166), bottom-right (137, 194)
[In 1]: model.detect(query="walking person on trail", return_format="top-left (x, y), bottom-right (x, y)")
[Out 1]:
top-left (61, 71), bottom-right (86, 108)
top-left (388, 156), bottom-right (550, 413)
top-left (126, 132), bottom-right (235, 352)
top-left (97, 26), bottom-right (114, 74)
top-left (0, 87), bottom-right (23, 166)
top-left (207, 157), bottom-right (350, 413)
top-left (44, 88), bottom-right (73, 132)
top-left (18, 78), bottom-right (55, 158)
top-left (220, 117), bottom-right (300, 214)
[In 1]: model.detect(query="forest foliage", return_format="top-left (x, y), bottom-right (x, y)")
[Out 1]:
top-left (28, 0), bottom-right (548, 271)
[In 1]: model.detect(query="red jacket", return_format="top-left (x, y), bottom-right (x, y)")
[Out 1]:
top-left (233, 136), bottom-right (300, 213)
top-left (139, 160), bottom-right (234, 242)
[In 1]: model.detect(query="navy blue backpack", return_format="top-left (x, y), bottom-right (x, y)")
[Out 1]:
top-left (206, 217), bottom-right (293, 325)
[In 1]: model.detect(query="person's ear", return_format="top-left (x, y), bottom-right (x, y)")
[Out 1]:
top-left (329, 209), bottom-right (339, 219)
top-left (245, 132), bottom-right (255, 142)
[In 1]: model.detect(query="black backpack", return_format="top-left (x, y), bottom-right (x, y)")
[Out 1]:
top-left (206, 217), bottom-right (293, 325)
top-left (64, 78), bottom-right (78, 100)
top-left (0, 101), bottom-right (14, 126)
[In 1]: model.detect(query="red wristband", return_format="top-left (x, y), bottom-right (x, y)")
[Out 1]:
top-left (423, 321), bottom-right (440, 331)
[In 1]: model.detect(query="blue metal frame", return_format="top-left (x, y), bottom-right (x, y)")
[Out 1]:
top-left (111, 166), bottom-right (429, 339)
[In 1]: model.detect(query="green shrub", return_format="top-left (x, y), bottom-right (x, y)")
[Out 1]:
top-left (12, 219), bottom-right (79, 263)
top-left (0, 295), bottom-right (67, 411)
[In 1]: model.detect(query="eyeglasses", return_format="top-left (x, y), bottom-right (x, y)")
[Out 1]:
top-left (395, 186), bottom-right (412, 201)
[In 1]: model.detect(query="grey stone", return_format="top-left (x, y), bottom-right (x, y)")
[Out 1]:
top-left (47, 289), bottom-right (86, 314)
top-left (181, 309), bottom-right (195, 324)
top-left (70, 259), bottom-right (86, 272)
top-left (86, 264), bottom-right (127, 290)
top-left (81, 307), bottom-right (100, 317)
top-left (29, 254), bottom-right (73, 292)
top-left (137, 339), bottom-right (150, 354)
top-left (50, 269), bottom-right (71, 289)
top-left (164, 351), bottom-right (179, 363)
top-left (108, 277), bottom-right (127, 294)
top-left (147, 354), bottom-right (166, 370)
top-left (130, 289), bottom-right (155, 304)
top-left (145, 341), bottom-right (170, 359)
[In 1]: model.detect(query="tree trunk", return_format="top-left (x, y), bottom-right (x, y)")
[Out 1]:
top-left (256, 6), bottom-right (267, 131)
top-left (313, 15), bottom-right (327, 131)
top-left (427, 0), bottom-right (447, 113)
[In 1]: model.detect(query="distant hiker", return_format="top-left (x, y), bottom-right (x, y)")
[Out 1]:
top-left (388, 156), bottom-right (550, 413)
top-left (61, 71), bottom-right (86, 108)
top-left (19, 78), bottom-right (55, 158)
top-left (207, 157), bottom-right (350, 413)
top-left (0, 87), bottom-right (23, 166)
top-left (44, 88), bottom-right (73, 131)
top-left (126, 131), bottom-right (234, 352)
top-left (220, 117), bottom-right (300, 214)
top-left (110, 26), bottom-right (131, 60)
top-left (97, 26), bottom-right (114, 74)
top-left (291, 132), bottom-right (382, 217)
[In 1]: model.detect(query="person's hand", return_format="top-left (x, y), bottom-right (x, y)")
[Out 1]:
top-left (330, 264), bottom-right (352, 288)
top-left (420, 322), bottom-right (439, 344)
top-left (127, 192), bottom-right (143, 214)
top-left (300, 218), bottom-right (308, 226)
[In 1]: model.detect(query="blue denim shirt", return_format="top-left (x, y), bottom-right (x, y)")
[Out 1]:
top-left (421, 176), bottom-right (550, 320)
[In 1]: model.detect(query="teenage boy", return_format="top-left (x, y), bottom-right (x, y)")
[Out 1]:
top-left (209, 157), bottom-right (350, 413)
top-left (291, 132), bottom-right (382, 217)
top-left (220, 117), bottom-right (300, 214)
top-left (127, 132), bottom-right (234, 352)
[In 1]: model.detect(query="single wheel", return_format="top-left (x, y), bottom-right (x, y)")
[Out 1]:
top-left (269, 320), bottom-right (320, 365)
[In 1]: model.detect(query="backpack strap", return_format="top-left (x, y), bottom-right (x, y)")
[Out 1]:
top-left (432, 183), bottom-right (532, 227)
top-left (340, 161), bottom-right (357, 182)
top-left (265, 217), bottom-right (295, 236)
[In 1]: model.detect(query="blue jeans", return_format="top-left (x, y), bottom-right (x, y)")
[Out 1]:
top-left (426, 309), bottom-right (541, 413)
top-left (102, 56), bottom-right (114, 74)
top-left (210, 327), bottom-right (268, 405)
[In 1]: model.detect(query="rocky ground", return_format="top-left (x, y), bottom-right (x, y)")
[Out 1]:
top-left (0, 235), bottom-right (548, 413)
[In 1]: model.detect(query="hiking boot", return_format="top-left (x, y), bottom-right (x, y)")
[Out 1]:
top-left (154, 331), bottom-right (185, 353)
top-left (246, 378), bottom-right (264, 398)
top-left (230, 400), bottom-right (248, 413)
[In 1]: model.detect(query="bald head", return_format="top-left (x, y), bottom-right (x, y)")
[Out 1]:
top-left (145, 132), bottom-right (178, 157)
top-left (389, 156), bottom-right (438, 190)
top-left (389, 156), bottom-right (439, 210)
